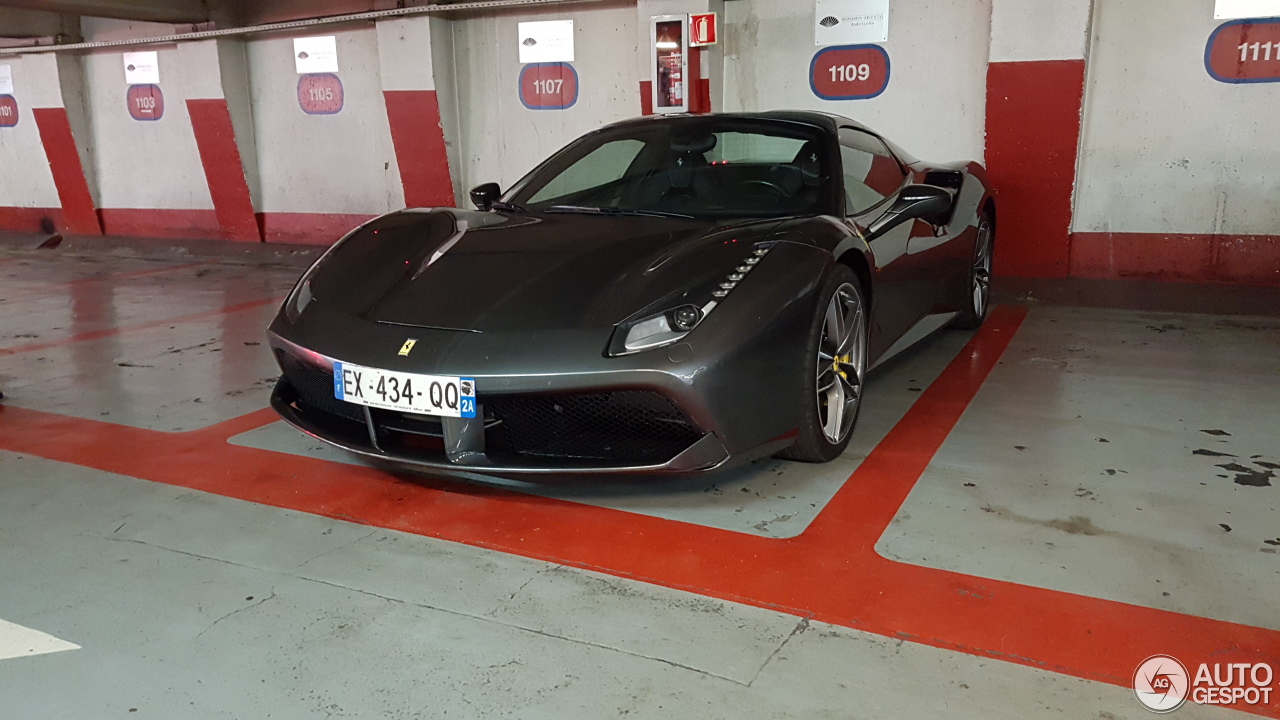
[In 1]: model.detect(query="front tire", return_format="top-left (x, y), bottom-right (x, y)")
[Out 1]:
top-left (778, 265), bottom-right (868, 463)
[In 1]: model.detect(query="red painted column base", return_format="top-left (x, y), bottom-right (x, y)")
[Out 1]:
top-left (985, 60), bottom-right (1085, 278)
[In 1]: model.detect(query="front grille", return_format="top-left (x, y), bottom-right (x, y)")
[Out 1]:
top-left (485, 390), bottom-right (702, 466)
top-left (275, 349), bottom-right (364, 424)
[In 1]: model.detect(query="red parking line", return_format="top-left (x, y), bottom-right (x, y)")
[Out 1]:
top-left (0, 305), bottom-right (1275, 717)
top-left (0, 296), bottom-right (282, 357)
top-left (2, 261), bottom-right (206, 300)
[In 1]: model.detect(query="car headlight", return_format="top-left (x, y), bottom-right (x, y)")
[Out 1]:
top-left (611, 243), bottom-right (774, 355)
top-left (622, 301), bottom-right (717, 352)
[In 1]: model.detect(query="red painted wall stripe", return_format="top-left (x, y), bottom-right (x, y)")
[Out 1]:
top-left (1071, 232), bottom-right (1280, 286)
top-left (187, 98), bottom-right (260, 242)
top-left (256, 211), bottom-right (376, 246)
top-left (97, 208), bottom-right (223, 240)
top-left (985, 60), bottom-right (1085, 278)
top-left (31, 107), bottom-right (101, 237)
top-left (383, 90), bottom-right (456, 209)
top-left (0, 206), bottom-right (68, 234)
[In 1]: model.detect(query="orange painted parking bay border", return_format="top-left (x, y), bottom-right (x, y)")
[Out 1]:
top-left (0, 304), bottom-right (1276, 716)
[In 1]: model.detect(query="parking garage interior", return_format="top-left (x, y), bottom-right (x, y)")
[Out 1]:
top-left (1, 0), bottom-right (1278, 718)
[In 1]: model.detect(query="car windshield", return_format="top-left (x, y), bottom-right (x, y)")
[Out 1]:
top-left (506, 119), bottom-right (834, 219)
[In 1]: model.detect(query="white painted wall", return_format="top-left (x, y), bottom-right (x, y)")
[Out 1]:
top-left (245, 27), bottom-right (404, 215)
top-left (1073, 0), bottom-right (1280, 235)
top-left (722, 0), bottom-right (992, 164)
top-left (79, 18), bottom-right (212, 211)
top-left (0, 53), bottom-right (62, 209)
top-left (989, 0), bottom-right (1091, 63)
top-left (447, 0), bottom-right (641, 195)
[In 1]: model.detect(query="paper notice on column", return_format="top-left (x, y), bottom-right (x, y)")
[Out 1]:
top-left (0, 65), bottom-right (12, 95)
top-left (815, 0), bottom-right (890, 45)
top-left (123, 51), bottom-right (160, 84)
top-left (1214, 0), bottom-right (1280, 18)
top-left (294, 36), bottom-right (340, 74)
top-left (518, 20), bottom-right (575, 63)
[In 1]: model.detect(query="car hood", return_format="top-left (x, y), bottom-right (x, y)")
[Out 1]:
top-left (306, 208), bottom-right (783, 333)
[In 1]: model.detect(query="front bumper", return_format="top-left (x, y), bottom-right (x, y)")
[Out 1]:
top-left (266, 239), bottom-right (830, 475)
top-left (269, 353), bottom-right (734, 476)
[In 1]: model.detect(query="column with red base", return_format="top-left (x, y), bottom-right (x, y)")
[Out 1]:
top-left (985, 0), bottom-right (1093, 278)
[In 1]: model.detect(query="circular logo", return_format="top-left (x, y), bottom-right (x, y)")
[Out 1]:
top-left (1134, 655), bottom-right (1190, 713)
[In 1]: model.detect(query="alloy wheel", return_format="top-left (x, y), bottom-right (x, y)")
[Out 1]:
top-left (815, 282), bottom-right (867, 444)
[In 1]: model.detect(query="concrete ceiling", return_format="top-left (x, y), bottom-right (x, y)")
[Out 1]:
top-left (0, 0), bottom-right (215, 25)
top-left (0, 0), bottom-right (464, 27)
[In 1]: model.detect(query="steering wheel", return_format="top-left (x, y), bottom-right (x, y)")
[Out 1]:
top-left (739, 180), bottom-right (791, 198)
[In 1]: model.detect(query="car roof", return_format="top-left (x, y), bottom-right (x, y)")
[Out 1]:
top-left (600, 111), bottom-right (873, 136)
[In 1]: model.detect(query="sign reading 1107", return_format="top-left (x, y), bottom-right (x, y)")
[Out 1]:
top-left (520, 62), bottom-right (578, 110)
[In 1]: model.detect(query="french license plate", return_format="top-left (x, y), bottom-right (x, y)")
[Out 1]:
top-left (333, 362), bottom-right (476, 418)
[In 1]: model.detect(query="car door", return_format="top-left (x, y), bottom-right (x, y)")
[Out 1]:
top-left (836, 127), bottom-right (930, 360)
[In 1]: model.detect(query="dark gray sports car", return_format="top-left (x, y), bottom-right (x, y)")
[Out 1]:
top-left (268, 111), bottom-right (995, 475)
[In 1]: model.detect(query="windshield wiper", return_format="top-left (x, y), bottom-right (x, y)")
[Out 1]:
top-left (545, 205), bottom-right (694, 220)
top-left (491, 200), bottom-right (528, 213)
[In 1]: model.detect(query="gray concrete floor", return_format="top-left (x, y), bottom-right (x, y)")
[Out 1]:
top-left (0, 239), bottom-right (1275, 719)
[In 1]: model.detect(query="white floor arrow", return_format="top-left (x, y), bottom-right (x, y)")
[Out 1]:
top-left (0, 618), bottom-right (79, 661)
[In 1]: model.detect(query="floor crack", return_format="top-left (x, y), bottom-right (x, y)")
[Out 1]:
top-left (486, 564), bottom-right (558, 617)
top-left (86, 533), bottom-right (755, 687)
top-left (295, 574), bottom-right (750, 686)
top-left (292, 531), bottom-right (377, 570)
top-left (195, 590), bottom-right (277, 639)
top-left (747, 616), bottom-right (810, 687)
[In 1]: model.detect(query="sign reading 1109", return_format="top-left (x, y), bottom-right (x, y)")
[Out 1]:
top-left (810, 45), bottom-right (890, 101)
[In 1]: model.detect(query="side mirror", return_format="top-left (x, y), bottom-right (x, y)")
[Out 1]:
top-left (470, 182), bottom-right (502, 211)
top-left (867, 184), bottom-right (953, 237)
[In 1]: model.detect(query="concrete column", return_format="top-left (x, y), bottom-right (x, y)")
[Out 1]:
top-left (985, 0), bottom-right (1093, 277)
top-left (375, 16), bottom-right (456, 209)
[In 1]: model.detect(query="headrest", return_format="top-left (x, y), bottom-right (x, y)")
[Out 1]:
top-left (792, 140), bottom-right (822, 187)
